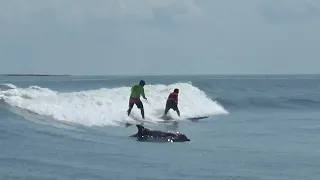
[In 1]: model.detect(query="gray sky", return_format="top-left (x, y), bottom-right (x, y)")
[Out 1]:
top-left (1, 0), bottom-right (320, 75)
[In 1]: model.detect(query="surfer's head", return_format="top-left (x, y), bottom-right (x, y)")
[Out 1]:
top-left (139, 80), bottom-right (146, 86)
top-left (174, 88), bottom-right (179, 94)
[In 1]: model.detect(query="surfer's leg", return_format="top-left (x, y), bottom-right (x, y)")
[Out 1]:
top-left (164, 101), bottom-right (170, 115)
top-left (176, 109), bottom-right (180, 116)
top-left (164, 108), bottom-right (169, 115)
top-left (127, 102), bottom-right (134, 116)
top-left (141, 108), bottom-right (145, 119)
top-left (136, 100), bottom-right (145, 119)
top-left (173, 103), bottom-right (180, 116)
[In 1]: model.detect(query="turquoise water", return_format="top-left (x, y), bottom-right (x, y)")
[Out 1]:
top-left (1, 75), bottom-right (320, 180)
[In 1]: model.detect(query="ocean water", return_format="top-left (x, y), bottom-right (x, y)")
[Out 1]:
top-left (1, 74), bottom-right (320, 180)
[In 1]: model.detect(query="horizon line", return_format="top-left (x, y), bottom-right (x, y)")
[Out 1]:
top-left (1, 73), bottom-right (320, 77)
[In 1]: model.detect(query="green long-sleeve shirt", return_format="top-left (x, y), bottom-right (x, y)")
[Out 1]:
top-left (130, 84), bottom-right (146, 99)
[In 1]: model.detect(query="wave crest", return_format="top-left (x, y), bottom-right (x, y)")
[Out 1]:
top-left (0, 83), bottom-right (228, 127)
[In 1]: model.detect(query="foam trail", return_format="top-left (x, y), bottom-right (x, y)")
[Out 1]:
top-left (0, 83), bottom-right (228, 127)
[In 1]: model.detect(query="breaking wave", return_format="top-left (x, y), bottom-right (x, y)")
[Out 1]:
top-left (0, 83), bottom-right (228, 127)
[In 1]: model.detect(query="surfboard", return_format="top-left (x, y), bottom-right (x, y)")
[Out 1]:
top-left (159, 115), bottom-right (210, 122)
top-left (129, 115), bottom-right (159, 124)
top-left (124, 115), bottom-right (210, 127)
top-left (124, 118), bottom-right (157, 127)
top-left (154, 116), bottom-right (210, 124)
top-left (186, 116), bottom-right (210, 121)
top-left (154, 119), bottom-right (177, 123)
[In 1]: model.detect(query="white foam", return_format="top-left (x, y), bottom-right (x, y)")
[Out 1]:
top-left (0, 83), bottom-right (17, 91)
top-left (0, 82), bottom-right (228, 127)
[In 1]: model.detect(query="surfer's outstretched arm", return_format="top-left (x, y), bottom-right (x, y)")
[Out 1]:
top-left (141, 88), bottom-right (147, 100)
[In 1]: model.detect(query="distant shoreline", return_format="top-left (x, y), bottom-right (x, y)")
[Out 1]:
top-left (0, 74), bottom-right (71, 76)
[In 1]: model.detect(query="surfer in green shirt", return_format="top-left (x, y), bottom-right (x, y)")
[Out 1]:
top-left (127, 80), bottom-right (147, 119)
